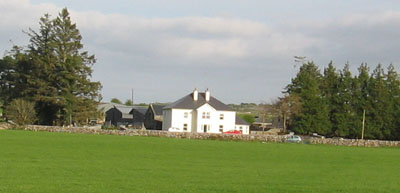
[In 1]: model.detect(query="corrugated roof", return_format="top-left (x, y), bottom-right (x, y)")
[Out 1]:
top-left (235, 115), bottom-right (250, 126)
top-left (98, 102), bottom-right (131, 112)
top-left (130, 106), bottom-right (148, 115)
top-left (115, 106), bottom-right (133, 114)
top-left (164, 92), bottom-right (233, 111)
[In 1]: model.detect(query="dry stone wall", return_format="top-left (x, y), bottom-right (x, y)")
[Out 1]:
top-left (7, 125), bottom-right (400, 147)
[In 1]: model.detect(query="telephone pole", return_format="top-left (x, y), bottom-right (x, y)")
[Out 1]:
top-left (361, 109), bottom-right (365, 140)
top-left (131, 89), bottom-right (134, 105)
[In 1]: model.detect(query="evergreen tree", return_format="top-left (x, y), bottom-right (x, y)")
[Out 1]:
top-left (321, 61), bottom-right (340, 136)
top-left (352, 63), bottom-right (371, 139)
top-left (26, 14), bottom-right (62, 124)
top-left (1, 8), bottom-right (101, 125)
top-left (50, 8), bottom-right (101, 125)
top-left (286, 61), bottom-right (331, 135)
top-left (335, 63), bottom-right (358, 137)
top-left (367, 64), bottom-right (389, 139)
top-left (386, 64), bottom-right (400, 139)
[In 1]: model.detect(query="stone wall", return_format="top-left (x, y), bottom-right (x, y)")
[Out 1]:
top-left (0, 122), bottom-right (14, 130)
top-left (6, 125), bottom-right (400, 147)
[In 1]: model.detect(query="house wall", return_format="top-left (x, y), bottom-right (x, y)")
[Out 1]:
top-left (195, 104), bottom-right (236, 133)
top-left (131, 109), bottom-right (145, 127)
top-left (162, 109), bottom-right (172, 131)
top-left (169, 109), bottom-right (193, 132)
top-left (144, 108), bottom-right (163, 130)
top-left (235, 125), bottom-right (250, 134)
top-left (144, 108), bottom-right (155, 129)
top-left (106, 108), bottom-right (123, 126)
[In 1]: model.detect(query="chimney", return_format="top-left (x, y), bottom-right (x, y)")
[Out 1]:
top-left (193, 88), bottom-right (198, 101)
top-left (205, 88), bottom-right (210, 102)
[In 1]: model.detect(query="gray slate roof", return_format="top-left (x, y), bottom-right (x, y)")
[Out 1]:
top-left (152, 104), bottom-right (167, 116)
top-left (164, 92), bottom-right (233, 111)
top-left (235, 115), bottom-right (250, 126)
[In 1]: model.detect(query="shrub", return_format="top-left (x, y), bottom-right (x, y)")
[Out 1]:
top-left (5, 99), bottom-right (37, 125)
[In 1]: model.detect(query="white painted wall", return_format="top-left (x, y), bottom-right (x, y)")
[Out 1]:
top-left (162, 103), bottom-right (249, 134)
top-left (196, 104), bottom-right (236, 133)
top-left (235, 125), bottom-right (250, 135)
top-left (169, 109), bottom-right (193, 132)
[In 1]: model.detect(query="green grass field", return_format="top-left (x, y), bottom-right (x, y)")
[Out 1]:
top-left (0, 130), bottom-right (399, 193)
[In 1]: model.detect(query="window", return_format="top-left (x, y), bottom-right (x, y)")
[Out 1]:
top-left (219, 125), bottom-right (223, 133)
top-left (220, 114), bottom-right (224, 120)
top-left (183, 123), bottom-right (188, 131)
top-left (184, 112), bottom-right (188, 118)
top-left (202, 112), bottom-right (210, 119)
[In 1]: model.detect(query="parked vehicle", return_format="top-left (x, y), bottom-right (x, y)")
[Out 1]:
top-left (223, 130), bottom-right (242, 134)
top-left (312, 133), bottom-right (325, 139)
top-left (287, 135), bottom-right (302, 143)
top-left (168, 127), bottom-right (181, 132)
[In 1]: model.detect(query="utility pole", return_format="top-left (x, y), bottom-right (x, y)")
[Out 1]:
top-left (131, 89), bottom-right (134, 105)
top-left (361, 109), bottom-right (365, 140)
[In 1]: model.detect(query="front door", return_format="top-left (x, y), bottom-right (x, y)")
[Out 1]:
top-left (203, 124), bottom-right (209, 133)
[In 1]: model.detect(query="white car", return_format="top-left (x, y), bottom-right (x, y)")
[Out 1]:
top-left (287, 135), bottom-right (302, 143)
top-left (168, 127), bottom-right (181, 132)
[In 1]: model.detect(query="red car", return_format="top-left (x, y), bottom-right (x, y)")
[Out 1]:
top-left (223, 130), bottom-right (242, 134)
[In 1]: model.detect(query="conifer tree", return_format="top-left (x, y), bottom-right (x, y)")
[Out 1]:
top-left (335, 63), bottom-right (357, 137)
top-left (1, 8), bottom-right (101, 125)
top-left (367, 64), bottom-right (389, 139)
top-left (286, 61), bottom-right (331, 135)
top-left (386, 64), bottom-right (400, 139)
top-left (321, 62), bottom-right (340, 136)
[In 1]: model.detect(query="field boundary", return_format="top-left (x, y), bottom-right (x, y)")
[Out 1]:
top-left (2, 124), bottom-right (400, 147)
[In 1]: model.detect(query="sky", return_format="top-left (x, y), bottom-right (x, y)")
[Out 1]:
top-left (2, 0), bottom-right (400, 104)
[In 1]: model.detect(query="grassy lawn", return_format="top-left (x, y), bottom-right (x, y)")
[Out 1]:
top-left (0, 130), bottom-right (399, 193)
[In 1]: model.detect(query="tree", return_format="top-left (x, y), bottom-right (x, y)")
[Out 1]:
top-left (111, 98), bottom-right (122, 104)
top-left (275, 94), bottom-right (301, 133)
top-left (367, 64), bottom-right (391, 139)
top-left (385, 64), bottom-right (400, 139)
top-left (286, 61), bottom-right (331, 135)
top-left (321, 62), bottom-right (340, 136)
top-left (1, 8), bottom-right (102, 125)
top-left (125, 99), bottom-right (133, 106)
top-left (5, 99), bottom-right (37, 125)
top-left (352, 63), bottom-right (372, 139)
top-left (334, 63), bottom-right (357, 137)
top-left (237, 114), bottom-right (256, 124)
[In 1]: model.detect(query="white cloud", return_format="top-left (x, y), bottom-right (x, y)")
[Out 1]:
top-left (2, 0), bottom-right (400, 103)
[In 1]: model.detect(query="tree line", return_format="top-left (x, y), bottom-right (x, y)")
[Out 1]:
top-left (283, 61), bottom-right (400, 140)
top-left (0, 8), bottom-right (101, 125)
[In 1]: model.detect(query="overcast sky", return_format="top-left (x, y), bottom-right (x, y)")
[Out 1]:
top-left (2, 0), bottom-right (400, 104)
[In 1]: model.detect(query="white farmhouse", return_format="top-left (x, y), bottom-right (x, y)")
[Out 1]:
top-left (162, 89), bottom-right (250, 134)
